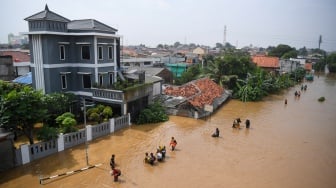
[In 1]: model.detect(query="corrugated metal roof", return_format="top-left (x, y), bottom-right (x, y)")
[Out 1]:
top-left (13, 72), bottom-right (32, 85)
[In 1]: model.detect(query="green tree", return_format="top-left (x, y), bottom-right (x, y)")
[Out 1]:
top-left (327, 53), bottom-right (336, 73)
top-left (44, 93), bottom-right (75, 127)
top-left (37, 126), bottom-right (59, 141)
top-left (175, 64), bottom-right (201, 85)
top-left (174, 41), bottom-right (181, 48)
top-left (202, 51), bottom-right (254, 89)
top-left (201, 57), bottom-right (227, 87)
top-left (281, 50), bottom-right (298, 59)
top-left (224, 42), bottom-right (235, 50)
top-left (235, 67), bottom-right (297, 102)
top-left (268, 44), bottom-right (296, 58)
top-left (56, 112), bottom-right (78, 133)
top-left (86, 104), bottom-right (113, 124)
top-left (0, 85), bottom-right (47, 144)
top-left (298, 47), bottom-right (308, 56)
top-left (215, 43), bottom-right (223, 49)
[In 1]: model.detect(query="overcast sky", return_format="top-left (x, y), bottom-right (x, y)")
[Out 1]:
top-left (1, 0), bottom-right (335, 51)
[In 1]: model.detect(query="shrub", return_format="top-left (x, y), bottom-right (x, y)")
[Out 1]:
top-left (86, 104), bottom-right (113, 124)
top-left (136, 102), bottom-right (169, 124)
top-left (56, 112), bottom-right (78, 133)
top-left (318, 97), bottom-right (325, 102)
top-left (37, 126), bottom-right (59, 141)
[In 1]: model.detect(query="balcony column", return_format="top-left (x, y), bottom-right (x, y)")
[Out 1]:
top-left (121, 103), bottom-right (127, 115)
top-left (94, 36), bottom-right (98, 83)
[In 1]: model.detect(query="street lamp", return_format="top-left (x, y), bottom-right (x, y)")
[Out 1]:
top-left (81, 98), bottom-right (95, 166)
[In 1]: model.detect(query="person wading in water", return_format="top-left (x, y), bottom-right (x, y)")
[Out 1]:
top-left (212, 128), bottom-right (220, 137)
top-left (170, 137), bottom-right (177, 151)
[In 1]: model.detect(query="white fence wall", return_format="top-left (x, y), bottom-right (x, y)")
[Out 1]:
top-left (19, 114), bottom-right (130, 165)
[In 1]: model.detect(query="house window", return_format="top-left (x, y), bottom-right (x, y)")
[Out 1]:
top-left (98, 46), bottom-right (103, 60)
top-left (59, 45), bottom-right (65, 60)
top-left (108, 46), bottom-right (114, 60)
top-left (81, 46), bottom-right (90, 60)
top-left (144, 61), bottom-right (151, 65)
top-left (99, 74), bottom-right (103, 86)
top-left (109, 73), bottom-right (114, 85)
top-left (61, 75), bottom-right (67, 89)
top-left (83, 75), bottom-right (91, 88)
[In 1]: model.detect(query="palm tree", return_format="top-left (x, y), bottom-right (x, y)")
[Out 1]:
top-left (201, 56), bottom-right (237, 89)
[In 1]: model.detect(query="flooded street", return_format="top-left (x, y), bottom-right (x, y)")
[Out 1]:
top-left (1, 73), bottom-right (336, 188)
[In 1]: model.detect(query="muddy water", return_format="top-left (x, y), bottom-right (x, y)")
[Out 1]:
top-left (1, 73), bottom-right (336, 188)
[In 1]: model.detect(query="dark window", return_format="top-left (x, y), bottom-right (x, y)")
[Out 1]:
top-left (82, 46), bottom-right (90, 60)
top-left (109, 73), bottom-right (114, 85)
top-left (61, 75), bottom-right (67, 89)
top-left (98, 46), bottom-right (103, 60)
top-left (60, 45), bottom-right (65, 60)
top-left (108, 46), bottom-right (114, 60)
top-left (83, 75), bottom-right (91, 88)
top-left (99, 75), bottom-right (103, 86)
top-left (144, 61), bottom-right (151, 65)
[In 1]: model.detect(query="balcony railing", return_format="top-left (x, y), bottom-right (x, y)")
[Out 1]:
top-left (92, 88), bottom-right (124, 101)
top-left (92, 83), bottom-right (152, 102)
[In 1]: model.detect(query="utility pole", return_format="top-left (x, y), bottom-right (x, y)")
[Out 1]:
top-left (318, 35), bottom-right (322, 49)
top-left (223, 25), bottom-right (227, 47)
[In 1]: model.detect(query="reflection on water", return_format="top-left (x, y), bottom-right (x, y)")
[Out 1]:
top-left (1, 73), bottom-right (336, 188)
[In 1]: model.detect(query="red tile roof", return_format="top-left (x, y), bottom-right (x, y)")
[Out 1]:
top-left (0, 51), bottom-right (30, 63)
top-left (252, 55), bottom-right (279, 68)
top-left (164, 78), bottom-right (224, 108)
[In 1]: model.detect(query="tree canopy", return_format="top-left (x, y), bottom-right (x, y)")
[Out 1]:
top-left (327, 53), bottom-right (336, 73)
top-left (268, 44), bottom-right (297, 58)
top-left (0, 82), bottom-right (47, 144)
top-left (44, 93), bottom-right (75, 127)
top-left (202, 51), bottom-right (254, 89)
top-left (86, 104), bottom-right (113, 124)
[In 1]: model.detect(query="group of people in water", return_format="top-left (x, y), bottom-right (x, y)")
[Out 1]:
top-left (211, 118), bottom-right (251, 137)
top-left (144, 137), bottom-right (177, 165)
top-left (232, 118), bottom-right (250, 129)
top-left (294, 84), bottom-right (308, 98)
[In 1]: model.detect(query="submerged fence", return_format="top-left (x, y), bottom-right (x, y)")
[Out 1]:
top-left (16, 113), bottom-right (131, 165)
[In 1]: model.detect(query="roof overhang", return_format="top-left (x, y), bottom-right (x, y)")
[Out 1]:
top-left (21, 31), bottom-right (122, 38)
top-left (77, 72), bottom-right (92, 75)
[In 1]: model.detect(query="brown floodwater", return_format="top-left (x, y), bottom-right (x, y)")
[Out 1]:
top-left (1, 73), bottom-right (336, 188)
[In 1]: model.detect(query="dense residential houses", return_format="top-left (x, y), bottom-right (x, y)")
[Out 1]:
top-left (252, 55), bottom-right (313, 75)
top-left (1, 5), bottom-right (324, 121)
top-left (279, 59), bottom-right (300, 74)
top-left (0, 50), bottom-right (31, 77)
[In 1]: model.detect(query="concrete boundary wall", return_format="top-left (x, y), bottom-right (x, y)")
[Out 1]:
top-left (18, 114), bottom-right (130, 166)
